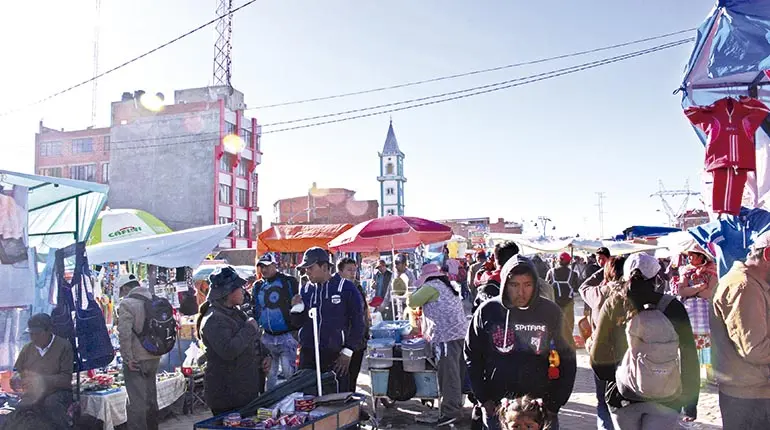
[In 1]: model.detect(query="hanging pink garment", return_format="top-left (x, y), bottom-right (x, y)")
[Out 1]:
top-left (0, 194), bottom-right (23, 239)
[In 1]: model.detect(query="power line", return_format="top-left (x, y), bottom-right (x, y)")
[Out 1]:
top-left (0, 0), bottom-right (258, 117)
top-left (261, 38), bottom-right (692, 134)
top-left (261, 38), bottom-right (691, 128)
top-left (45, 37), bottom-right (692, 154)
top-left (250, 28), bottom-right (695, 110)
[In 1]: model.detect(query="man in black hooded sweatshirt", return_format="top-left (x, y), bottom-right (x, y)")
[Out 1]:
top-left (465, 255), bottom-right (576, 430)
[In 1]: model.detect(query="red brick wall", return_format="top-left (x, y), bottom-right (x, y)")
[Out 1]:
top-left (35, 127), bottom-right (111, 183)
top-left (276, 189), bottom-right (378, 225)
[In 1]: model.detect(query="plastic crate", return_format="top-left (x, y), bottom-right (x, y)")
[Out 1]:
top-left (369, 369), bottom-right (439, 398)
top-left (370, 320), bottom-right (412, 342)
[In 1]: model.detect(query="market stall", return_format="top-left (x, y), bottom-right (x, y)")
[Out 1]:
top-left (328, 215), bottom-right (453, 420)
top-left (486, 232), bottom-right (664, 256)
top-left (79, 372), bottom-right (186, 430)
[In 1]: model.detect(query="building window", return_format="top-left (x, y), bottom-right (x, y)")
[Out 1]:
top-left (219, 154), bottom-right (233, 172)
top-left (236, 219), bottom-right (247, 237)
top-left (386, 209), bottom-right (395, 216)
top-left (236, 161), bottom-right (248, 177)
top-left (39, 141), bottom-right (62, 157)
top-left (218, 216), bottom-right (231, 225)
top-left (72, 138), bottom-right (94, 153)
top-left (386, 188), bottom-right (394, 196)
top-left (102, 163), bottom-right (110, 183)
top-left (251, 188), bottom-right (258, 209)
top-left (38, 167), bottom-right (62, 177)
top-left (236, 188), bottom-right (248, 207)
top-left (218, 184), bottom-right (232, 204)
top-left (103, 136), bottom-right (111, 152)
top-left (70, 164), bottom-right (96, 181)
top-left (243, 128), bottom-right (253, 145)
top-left (385, 163), bottom-right (394, 175)
top-left (225, 122), bottom-right (237, 135)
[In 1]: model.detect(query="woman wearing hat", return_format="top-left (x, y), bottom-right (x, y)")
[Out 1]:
top-left (407, 264), bottom-right (468, 427)
top-left (673, 248), bottom-right (717, 389)
top-left (197, 266), bottom-right (265, 416)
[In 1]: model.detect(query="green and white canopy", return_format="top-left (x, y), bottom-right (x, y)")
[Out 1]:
top-left (88, 209), bottom-right (172, 246)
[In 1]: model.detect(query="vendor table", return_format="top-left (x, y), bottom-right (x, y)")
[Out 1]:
top-left (80, 373), bottom-right (186, 430)
top-left (194, 402), bottom-right (361, 429)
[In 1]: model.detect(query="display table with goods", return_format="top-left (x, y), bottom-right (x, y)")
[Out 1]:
top-left (79, 371), bottom-right (186, 430)
top-left (365, 320), bottom-right (441, 421)
top-left (194, 369), bottom-right (363, 429)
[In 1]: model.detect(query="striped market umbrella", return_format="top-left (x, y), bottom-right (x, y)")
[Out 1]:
top-left (87, 209), bottom-right (172, 246)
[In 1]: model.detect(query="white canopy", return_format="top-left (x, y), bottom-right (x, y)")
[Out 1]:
top-left (486, 233), bottom-right (663, 256)
top-left (654, 230), bottom-right (713, 259)
top-left (86, 223), bottom-right (235, 268)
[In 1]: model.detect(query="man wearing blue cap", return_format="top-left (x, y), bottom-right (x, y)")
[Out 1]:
top-left (290, 247), bottom-right (366, 391)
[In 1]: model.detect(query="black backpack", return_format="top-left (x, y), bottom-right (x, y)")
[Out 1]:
top-left (132, 294), bottom-right (177, 356)
top-left (550, 269), bottom-right (575, 307)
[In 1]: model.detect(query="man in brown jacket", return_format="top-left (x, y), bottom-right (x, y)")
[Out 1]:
top-left (712, 231), bottom-right (770, 429)
top-left (12, 313), bottom-right (73, 425)
top-left (117, 274), bottom-right (160, 430)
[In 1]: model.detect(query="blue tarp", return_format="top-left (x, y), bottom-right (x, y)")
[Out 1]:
top-left (621, 226), bottom-right (681, 240)
top-left (681, 0), bottom-right (770, 113)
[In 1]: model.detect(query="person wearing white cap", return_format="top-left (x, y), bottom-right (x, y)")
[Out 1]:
top-left (591, 252), bottom-right (699, 429)
top-left (711, 231), bottom-right (770, 428)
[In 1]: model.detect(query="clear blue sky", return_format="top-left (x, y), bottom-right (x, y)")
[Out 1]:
top-left (0, 0), bottom-right (716, 238)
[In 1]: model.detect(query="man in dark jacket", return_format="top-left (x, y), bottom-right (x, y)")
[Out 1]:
top-left (465, 255), bottom-right (577, 430)
top-left (198, 266), bottom-right (265, 416)
top-left (373, 260), bottom-right (394, 320)
top-left (290, 247), bottom-right (366, 392)
top-left (253, 253), bottom-right (300, 390)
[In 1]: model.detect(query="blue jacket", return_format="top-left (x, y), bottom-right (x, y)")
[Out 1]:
top-left (253, 273), bottom-right (298, 335)
top-left (290, 273), bottom-right (365, 354)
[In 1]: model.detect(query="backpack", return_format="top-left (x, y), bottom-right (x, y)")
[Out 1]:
top-left (551, 269), bottom-right (575, 307)
top-left (615, 295), bottom-right (682, 402)
top-left (132, 294), bottom-right (177, 356)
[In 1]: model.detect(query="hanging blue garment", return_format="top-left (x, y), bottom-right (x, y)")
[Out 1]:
top-left (689, 207), bottom-right (770, 277)
top-left (32, 250), bottom-right (57, 315)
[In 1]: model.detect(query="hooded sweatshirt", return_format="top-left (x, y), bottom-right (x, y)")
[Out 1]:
top-left (464, 255), bottom-right (577, 412)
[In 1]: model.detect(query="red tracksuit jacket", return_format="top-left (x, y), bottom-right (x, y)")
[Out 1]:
top-left (685, 96), bottom-right (769, 172)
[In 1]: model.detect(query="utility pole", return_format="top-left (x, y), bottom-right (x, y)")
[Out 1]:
top-left (596, 192), bottom-right (606, 239)
top-left (536, 216), bottom-right (552, 238)
top-left (91, 0), bottom-right (102, 126)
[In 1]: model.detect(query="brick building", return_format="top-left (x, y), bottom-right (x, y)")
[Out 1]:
top-left (677, 209), bottom-right (710, 230)
top-left (273, 183), bottom-right (378, 225)
top-left (35, 123), bottom-right (112, 183)
top-left (34, 86), bottom-right (263, 249)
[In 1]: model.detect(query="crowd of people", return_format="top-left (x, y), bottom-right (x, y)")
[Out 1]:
top-left (8, 232), bottom-right (770, 430)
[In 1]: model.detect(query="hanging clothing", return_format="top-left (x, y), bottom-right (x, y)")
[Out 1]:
top-left (685, 96), bottom-right (770, 215)
top-left (0, 194), bottom-right (24, 240)
top-left (689, 207), bottom-right (770, 277)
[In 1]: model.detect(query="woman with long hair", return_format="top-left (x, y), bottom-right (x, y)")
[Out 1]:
top-left (590, 253), bottom-right (700, 429)
top-left (408, 263), bottom-right (468, 427)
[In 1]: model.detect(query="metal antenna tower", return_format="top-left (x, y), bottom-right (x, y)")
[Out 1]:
top-left (596, 192), bottom-right (606, 238)
top-left (650, 180), bottom-right (701, 227)
top-left (213, 0), bottom-right (234, 87)
top-left (91, 0), bottom-right (102, 126)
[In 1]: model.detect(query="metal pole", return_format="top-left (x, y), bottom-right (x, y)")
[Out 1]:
top-left (309, 308), bottom-right (323, 395)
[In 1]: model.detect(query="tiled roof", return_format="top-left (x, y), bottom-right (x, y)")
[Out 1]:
top-left (382, 121), bottom-right (403, 156)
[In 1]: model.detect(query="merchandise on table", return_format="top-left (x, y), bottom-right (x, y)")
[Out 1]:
top-left (370, 320), bottom-right (412, 342)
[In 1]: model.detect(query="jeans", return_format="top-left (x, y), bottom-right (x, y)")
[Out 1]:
top-left (610, 402), bottom-right (678, 430)
top-left (123, 359), bottom-right (160, 430)
top-left (436, 339), bottom-right (466, 419)
top-left (594, 375), bottom-right (614, 430)
top-left (719, 391), bottom-right (770, 429)
top-left (261, 332), bottom-right (298, 390)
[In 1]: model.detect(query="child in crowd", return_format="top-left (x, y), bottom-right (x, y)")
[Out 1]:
top-left (497, 395), bottom-right (547, 430)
